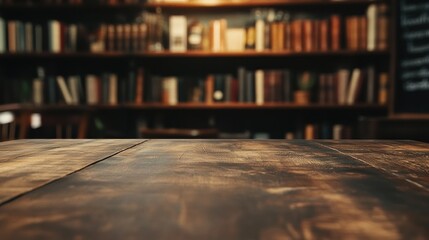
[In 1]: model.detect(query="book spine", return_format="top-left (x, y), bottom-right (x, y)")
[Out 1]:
top-left (255, 70), bottom-right (264, 105)
top-left (0, 18), bottom-right (5, 53)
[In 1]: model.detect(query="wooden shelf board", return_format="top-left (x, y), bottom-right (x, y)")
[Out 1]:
top-left (0, 0), bottom-right (384, 11)
top-left (145, 0), bottom-right (382, 9)
top-left (0, 50), bottom-right (389, 59)
top-left (9, 103), bottom-right (387, 111)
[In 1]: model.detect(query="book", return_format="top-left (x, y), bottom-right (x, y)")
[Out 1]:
top-left (255, 70), bottom-right (264, 105)
top-left (330, 15), bottom-right (341, 51)
top-left (135, 68), bottom-right (144, 104)
top-left (226, 28), bottom-right (245, 52)
top-left (205, 75), bottom-right (214, 103)
top-left (33, 78), bottom-right (43, 105)
top-left (49, 20), bottom-right (61, 53)
top-left (0, 18), bottom-right (5, 53)
top-left (25, 22), bottom-right (33, 52)
top-left (367, 4), bottom-right (377, 51)
top-left (347, 68), bottom-right (362, 105)
top-left (7, 21), bottom-right (16, 52)
top-left (255, 11), bottom-right (265, 52)
top-left (56, 76), bottom-right (73, 105)
top-left (378, 72), bottom-right (388, 105)
top-left (108, 74), bottom-right (118, 105)
top-left (68, 76), bottom-right (80, 105)
top-left (169, 15), bottom-right (187, 52)
top-left (162, 77), bottom-right (178, 105)
top-left (337, 69), bottom-right (350, 105)
top-left (86, 75), bottom-right (99, 105)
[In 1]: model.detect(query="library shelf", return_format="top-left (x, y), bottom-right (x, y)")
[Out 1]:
top-left (0, 50), bottom-right (389, 60)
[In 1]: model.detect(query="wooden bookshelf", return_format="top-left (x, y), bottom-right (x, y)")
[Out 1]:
top-left (0, 0), bottom-right (394, 139)
top-left (0, 50), bottom-right (389, 60)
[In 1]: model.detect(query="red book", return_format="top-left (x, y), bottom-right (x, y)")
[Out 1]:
top-left (303, 20), bottom-right (314, 52)
top-left (319, 19), bottom-right (329, 51)
top-left (292, 20), bottom-right (303, 52)
top-left (330, 15), bottom-right (341, 51)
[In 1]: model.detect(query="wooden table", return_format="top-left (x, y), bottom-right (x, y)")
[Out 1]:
top-left (0, 140), bottom-right (428, 239)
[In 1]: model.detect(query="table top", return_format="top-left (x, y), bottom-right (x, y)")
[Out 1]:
top-left (0, 139), bottom-right (428, 239)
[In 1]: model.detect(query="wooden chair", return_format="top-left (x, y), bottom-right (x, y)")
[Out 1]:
top-left (18, 112), bottom-right (89, 139)
top-left (0, 111), bottom-right (17, 141)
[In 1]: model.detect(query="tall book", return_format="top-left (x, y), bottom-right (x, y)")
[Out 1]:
top-left (108, 74), bottom-right (118, 105)
top-left (135, 68), bottom-right (144, 104)
top-left (205, 75), bottom-right (214, 103)
top-left (347, 68), bottom-right (362, 105)
top-left (86, 75), bottom-right (99, 105)
top-left (33, 78), bottom-right (43, 105)
top-left (367, 4), bottom-right (377, 51)
top-left (255, 16), bottom-right (265, 52)
top-left (169, 15), bottom-right (187, 52)
top-left (0, 18), bottom-right (5, 53)
top-left (330, 15), bottom-right (341, 51)
top-left (68, 76), bottom-right (80, 105)
top-left (49, 20), bottom-right (61, 53)
top-left (255, 70), bottom-right (264, 105)
top-left (337, 69), bottom-right (350, 105)
top-left (237, 67), bottom-right (246, 102)
top-left (378, 73), bottom-right (388, 105)
top-left (376, 4), bottom-right (389, 50)
top-left (25, 22), bottom-right (33, 52)
top-left (162, 77), bottom-right (178, 105)
top-left (7, 21), bottom-right (17, 52)
top-left (56, 76), bottom-right (73, 105)
top-left (35, 25), bottom-right (43, 52)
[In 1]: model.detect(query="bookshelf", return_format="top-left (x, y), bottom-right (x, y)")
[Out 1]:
top-left (0, 0), bottom-right (392, 140)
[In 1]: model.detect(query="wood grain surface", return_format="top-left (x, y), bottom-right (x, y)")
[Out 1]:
top-left (0, 139), bottom-right (144, 205)
top-left (0, 140), bottom-right (428, 240)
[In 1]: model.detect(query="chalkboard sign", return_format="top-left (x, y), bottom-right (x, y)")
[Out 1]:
top-left (395, 0), bottom-right (429, 114)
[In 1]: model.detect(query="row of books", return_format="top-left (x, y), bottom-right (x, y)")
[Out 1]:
top-left (148, 67), bottom-right (388, 105)
top-left (0, 68), bottom-right (145, 105)
top-left (168, 5), bottom-right (388, 52)
top-left (0, 66), bottom-right (387, 106)
top-left (285, 123), bottom-right (353, 140)
top-left (0, 19), bottom-right (153, 53)
top-left (0, 0), bottom-right (142, 5)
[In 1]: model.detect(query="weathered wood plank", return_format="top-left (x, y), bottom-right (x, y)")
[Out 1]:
top-left (0, 139), bottom-right (145, 205)
top-left (0, 140), bottom-right (428, 240)
top-left (316, 140), bottom-right (429, 191)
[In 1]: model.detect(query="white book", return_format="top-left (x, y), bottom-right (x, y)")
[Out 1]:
top-left (367, 4), bottom-right (377, 51)
top-left (211, 20), bottom-right (221, 52)
top-left (86, 75), bottom-right (98, 105)
top-left (255, 19), bottom-right (265, 52)
top-left (49, 20), bottom-right (61, 53)
top-left (33, 78), bottom-right (43, 105)
top-left (169, 16), bottom-right (187, 52)
top-left (68, 76), bottom-right (80, 105)
top-left (56, 76), bottom-right (73, 105)
top-left (333, 124), bottom-right (343, 140)
top-left (255, 70), bottom-right (264, 105)
top-left (347, 68), bottom-right (362, 105)
top-left (25, 22), bottom-right (33, 52)
top-left (337, 69), bottom-right (350, 105)
top-left (0, 18), bottom-right (5, 53)
top-left (163, 77), bottom-right (178, 105)
top-left (108, 74), bottom-right (118, 105)
top-left (226, 28), bottom-right (245, 52)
